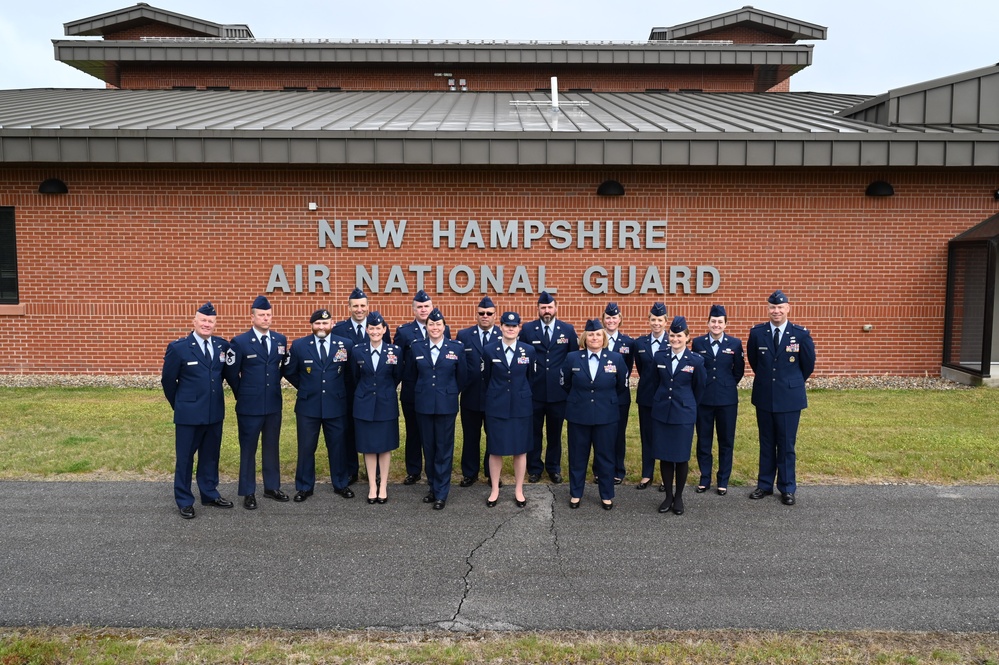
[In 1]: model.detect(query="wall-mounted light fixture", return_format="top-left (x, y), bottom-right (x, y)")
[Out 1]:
top-left (862, 324), bottom-right (874, 332)
top-left (38, 178), bottom-right (68, 194)
top-left (993, 188), bottom-right (999, 201)
top-left (865, 180), bottom-right (894, 197)
top-left (308, 202), bottom-right (318, 211)
top-left (596, 180), bottom-right (625, 196)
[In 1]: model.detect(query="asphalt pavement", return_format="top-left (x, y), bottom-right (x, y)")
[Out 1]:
top-left (2, 480), bottom-right (997, 631)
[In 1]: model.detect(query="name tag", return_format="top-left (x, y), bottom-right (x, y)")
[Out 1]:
top-left (656, 364), bottom-right (666, 369)
top-left (415, 355), bottom-right (425, 360)
top-left (246, 354), bottom-right (257, 359)
top-left (304, 359), bottom-right (313, 364)
top-left (492, 358), bottom-right (503, 363)
top-left (531, 340), bottom-right (541, 345)
top-left (186, 361), bottom-right (199, 365)
top-left (571, 366), bottom-right (580, 372)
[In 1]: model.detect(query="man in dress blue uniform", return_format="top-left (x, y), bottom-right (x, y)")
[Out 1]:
top-left (161, 301), bottom-right (234, 519)
top-left (520, 291), bottom-right (578, 484)
top-left (282, 309), bottom-right (356, 503)
top-left (691, 304), bottom-right (745, 496)
top-left (456, 296), bottom-right (501, 486)
top-left (333, 287), bottom-right (385, 485)
top-left (632, 302), bottom-right (669, 490)
top-left (227, 295), bottom-right (289, 510)
top-left (404, 307), bottom-right (466, 510)
top-left (394, 290), bottom-right (450, 485)
top-left (601, 302), bottom-right (635, 484)
top-left (747, 290), bottom-right (815, 506)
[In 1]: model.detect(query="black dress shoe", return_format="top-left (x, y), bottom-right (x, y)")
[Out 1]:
top-left (549, 472), bottom-right (563, 484)
top-left (243, 494), bottom-right (257, 510)
top-left (422, 491), bottom-right (436, 503)
top-left (695, 485), bottom-right (710, 493)
top-left (515, 497), bottom-right (527, 507)
top-left (636, 480), bottom-right (651, 490)
top-left (528, 473), bottom-right (542, 483)
top-left (658, 483), bottom-right (668, 492)
top-left (179, 505), bottom-right (195, 519)
top-left (333, 487), bottom-right (355, 499)
top-left (202, 497), bottom-right (234, 508)
top-left (601, 501), bottom-right (614, 511)
top-left (658, 498), bottom-right (672, 513)
top-left (749, 488), bottom-right (774, 500)
top-left (263, 489), bottom-right (290, 502)
top-left (459, 476), bottom-right (476, 487)
top-left (569, 499), bottom-right (581, 509)
top-left (293, 490), bottom-right (313, 503)
top-left (486, 497), bottom-right (498, 508)
top-left (672, 496), bottom-right (685, 515)
top-left (432, 499), bottom-right (446, 510)
top-left (717, 487), bottom-right (728, 496)
top-left (376, 496), bottom-right (388, 504)
top-left (613, 478), bottom-right (623, 485)
top-left (403, 474), bottom-right (420, 485)
top-left (781, 492), bottom-right (796, 506)
top-left (367, 496), bottom-right (377, 505)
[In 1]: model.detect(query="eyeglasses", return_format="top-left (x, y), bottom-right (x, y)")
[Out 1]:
top-left (477, 311), bottom-right (495, 316)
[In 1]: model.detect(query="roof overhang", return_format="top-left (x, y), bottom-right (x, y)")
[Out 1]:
top-left (64, 4), bottom-right (226, 38)
top-left (651, 7), bottom-right (827, 42)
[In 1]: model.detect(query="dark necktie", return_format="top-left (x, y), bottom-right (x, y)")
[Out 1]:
top-left (356, 324), bottom-right (364, 340)
top-left (431, 345), bottom-right (440, 365)
top-left (711, 340), bottom-right (720, 347)
top-left (420, 326), bottom-right (426, 340)
top-left (203, 340), bottom-right (211, 360)
top-left (262, 335), bottom-right (270, 356)
top-left (671, 354), bottom-right (679, 373)
top-left (319, 338), bottom-right (327, 363)
top-left (652, 338), bottom-right (660, 352)
top-left (506, 346), bottom-right (514, 363)
top-left (482, 331), bottom-right (489, 346)
top-left (773, 328), bottom-right (781, 351)
top-left (544, 326), bottom-right (551, 345)
top-left (371, 348), bottom-right (379, 368)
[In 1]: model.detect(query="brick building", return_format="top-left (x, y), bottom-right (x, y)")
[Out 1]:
top-left (2, 4), bottom-right (998, 381)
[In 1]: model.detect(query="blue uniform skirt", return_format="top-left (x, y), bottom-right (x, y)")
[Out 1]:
top-left (354, 418), bottom-right (400, 454)
top-left (652, 422), bottom-right (694, 463)
top-left (484, 414), bottom-right (532, 456)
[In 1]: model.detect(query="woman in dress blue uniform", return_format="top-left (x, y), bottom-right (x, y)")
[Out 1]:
top-left (404, 307), bottom-right (466, 510)
top-left (632, 302), bottom-right (669, 490)
top-left (350, 312), bottom-right (403, 505)
top-left (651, 316), bottom-right (706, 515)
top-left (561, 319), bottom-right (630, 510)
top-left (601, 302), bottom-right (635, 484)
top-left (481, 311), bottom-right (536, 507)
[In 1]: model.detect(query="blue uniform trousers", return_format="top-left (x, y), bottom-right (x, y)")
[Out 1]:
top-left (401, 400), bottom-right (424, 477)
top-left (529, 400), bottom-right (566, 476)
top-left (419, 413), bottom-right (457, 501)
top-left (236, 412), bottom-right (283, 496)
top-left (174, 423), bottom-right (222, 507)
top-left (567, 421), bottom-right (616, 501)
top-left (637, 405), bottom-right (656, 480)
top-left (755, 409), bottom-right (800, 494)
top-left (459, 407), bottom-right (489, 478)
top-left (295, 414), bottom-right (349, 492)
top-left (695, 403), bottom-right (738, 488)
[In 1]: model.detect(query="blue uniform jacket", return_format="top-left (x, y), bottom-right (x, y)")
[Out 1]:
top-left (161, 333), bottom-right (231, 426)
top-left (690, 333), bottom-right (745, 407)
top-left (394, 319), bottom-right (450, 403)
top-left (481, 340), bottom-right (536, 418)
top-left (404, 337), bottom-right (466, 415)
top-left (650, 347), bottom-right (707, 425)
top-left (560, 349), bottom-right (629, 426)
top-left (632, 333), bottom-right (667, 407)
top-left (457, 324), bottom-right (501, 410)
top-left (520, 318), bottom-right (578, 403)
top-left (333, 318), bottom-right (392, 345)
top-left (350, 341), bottom-right (403, 421)
top-left (606, 333), bottom-right (636, 405)
top-left (282, 333), bottom-right (354, 419)
top-left (747, 321), bottom-right (815, 413)
top-left (227, 328), bottom-right (288, 416)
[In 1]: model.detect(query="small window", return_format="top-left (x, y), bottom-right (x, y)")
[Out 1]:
top-left (0, 207), bottom-right (18, 304)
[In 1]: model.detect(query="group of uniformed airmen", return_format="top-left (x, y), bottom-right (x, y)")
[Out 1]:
top-left (161, 287), bottom-right (815, 519)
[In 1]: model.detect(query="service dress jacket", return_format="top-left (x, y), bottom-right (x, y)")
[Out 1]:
top-left (560, 348), bottom-right (630, 426)
top-left (283, 333), bottom-right (354, 419)
top-left (227, 328), bottom-right (288, 416)
top-left (747, 321), bottom-right (815, 413)
top-left (520, 318), bottom-right (578, 403)
top-left (350, 341), bottom-right (403, 422)
top-left (404, 337), bottom-right (467, 415)
top-left (161, 332), bottom-right (231, 426)
top-left (690, 333), bottom-right (745, 407)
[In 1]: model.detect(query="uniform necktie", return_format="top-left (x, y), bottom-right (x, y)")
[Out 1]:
top-left (671, 354), bottom-right (679, 373)
top-left (652, 338), bottom-right (660, 351)
top-left (711, 339), bottom-right (719, 356)
top-left (431, 344), bottom-right (440, 365)
top-left (262, 335), bottom-right (270, 356)
top-left (482, 330), bottom-right (489, 346)
top-left (544, 325), bottom-right (551, 345)
top-left (371, 348), bottom-right (380, 370)
top-left (589, 352), bottom-right (599, 380)
top-left (506, 346), bottom-right (514, 363)
top-left (319, 338), bottom-right (327, 363)
top-left (773, 327), bottom-right (781, 351)
top-left (356, 324), bottom-right (364, 340)
top-left (420, 325), bottom-right (427, 340)
top-left (203, 340), bottom-right (212, 360)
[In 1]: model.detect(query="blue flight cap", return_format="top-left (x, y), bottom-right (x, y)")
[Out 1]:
top-left (413, 290), bottom-right (431, 303)
top-left (669, 316), bottom-right (688, 333)
top-left (584, 319), bottom-right (604, 332)
top-left (501, 311), bottom-right (521, 326)
top-left (197, 302), bottom-right (217, 316)
top-left (604, 302), bottom-right (620, 317)
top-left (310, 309), bottom-right (332, 323)
top-left (649, 302), bottom-right (667, 317)
top-left (768, 290), bottom-right (789, 305)
top-left (349, 288), bottom-right (367, 300)
top-left (366, 311), bottom-right (385, 328)
top-left (537, 291), bottom-right (556, 305)
top-left (427, 307), bottom-right (445, 323)
top-left (478, 296), bottom-right (496, 309)
top-left (709, 304), bottom-right (726, 319)
top-left (251, 295), bottom-right (271, 310)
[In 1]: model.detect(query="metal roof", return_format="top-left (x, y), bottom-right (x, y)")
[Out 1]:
top-left (2, 88), bottom-right (998, 167)
top-left (63, 3), bottom-right (252, 39)
top-left (650, 7), bottom-right (827, 42)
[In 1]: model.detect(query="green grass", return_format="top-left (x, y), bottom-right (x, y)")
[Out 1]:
top-left (1, 387), bottom-right (997, 484)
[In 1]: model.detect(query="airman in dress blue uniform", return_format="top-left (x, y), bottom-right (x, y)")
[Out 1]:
top-left (457, 296), bottom-right (501, 486)
top-left (404, 307), bottom-right (466, 510)
top-left (481, 311), bottom-right (536, 507)
top-left (561, 319), bottom-right (629, 510)
top-left (282, 308), bottom-right (356, 503)
top-left (161, 301), bottom-right (234, 519)
top-left (631, 302), bottom-right (669, 490)
top-left (227, 295), bottom-right (289, 509)
top-left (600, 302), bottom-right (635, 484)
top-left (520, 291), bottom-right (578, 484)
top-left (747, 290), bottom-right (815, 506)
top-left (691, 304), bottom-right (745, 496)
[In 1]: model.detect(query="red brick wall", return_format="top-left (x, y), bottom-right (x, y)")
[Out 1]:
top-left (105, 25), bottom-right (209, 40)
top-left (116, 62), bottom-right (765, 93)
top-left (2, 166), bottom-right (994, 376)
top-left (690, 26), bottom-right (796, 44)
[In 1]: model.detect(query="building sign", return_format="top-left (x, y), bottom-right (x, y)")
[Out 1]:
top-left (266, 219), bottom-right (720, 295)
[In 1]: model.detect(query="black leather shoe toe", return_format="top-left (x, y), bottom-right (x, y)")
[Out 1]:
top-left (528, 474), bottom-right (542, 483)
top-left (179, 505), bottom-right (195, 519)
top-left (695, 485), bottom-right (709, 493)
top-left (203, 497), bottom-right (233, 508)
top-left (422, 491), bottom-right (436, 503)
top-left (263, 489), bottom-right (290, 502)
top-left (403, 474), bottom-right (420, 486)
top-left (459, 476), bottom-right (476, 487)
top-left (658, 498), bottom-right (672, 513)
top-left (636, 480), bottom-right (651, 490)
top-left (749, 488), bottom-right (774, 500)
top-left (433, 499), bottom-right (446, 510)
top-left (549, 472), bottom-right (563, 484)
top-left (243, 494), bottom-right (257, 510)
top-left (781, 492), bottom-right (796, 506)
top-left (293, 490), bottom-right (313, 503)
top-left (333, 487), bottom-right (355, 499)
